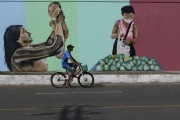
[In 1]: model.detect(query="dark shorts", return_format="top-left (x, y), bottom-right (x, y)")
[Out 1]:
top-left (62, 63), bottom-right (75, 73)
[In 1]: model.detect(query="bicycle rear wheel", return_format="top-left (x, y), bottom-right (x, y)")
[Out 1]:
top-left (51, 72), bottom-right (66, 88)
top-left (78, 72), bottom-right (94, 88)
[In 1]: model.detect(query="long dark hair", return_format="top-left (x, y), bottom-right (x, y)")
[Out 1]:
top-left (4, 25), bottom-right (22, 71)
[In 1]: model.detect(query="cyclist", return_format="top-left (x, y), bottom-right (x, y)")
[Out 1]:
top-left (62, 44), bottom-right (79, 84)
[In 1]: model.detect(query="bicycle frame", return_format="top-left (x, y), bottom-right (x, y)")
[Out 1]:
top-left (66, 64), bottom-right (86, 79)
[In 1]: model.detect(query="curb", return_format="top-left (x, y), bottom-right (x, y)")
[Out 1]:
top-left (0, 71), bottom-right (180, 85)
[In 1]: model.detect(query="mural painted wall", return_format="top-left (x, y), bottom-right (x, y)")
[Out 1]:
top-left (0, 0), bottom-right (129, 72)
top-left (0, 0), bottom-right (179, 71)
top-left (131, 0), bottom-right (180, 70)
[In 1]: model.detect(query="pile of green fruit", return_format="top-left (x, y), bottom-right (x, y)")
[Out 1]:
top-left (96, 54), bottom-right (162, 71)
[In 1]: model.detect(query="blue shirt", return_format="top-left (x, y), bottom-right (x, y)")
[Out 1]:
top-left (62, 51), bottom-right (71, 66)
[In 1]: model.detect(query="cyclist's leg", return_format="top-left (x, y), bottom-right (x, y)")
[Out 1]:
top-left (63, 65), bottom-right (73, 83)
top-left (69, 63), bottom-right (78, 77)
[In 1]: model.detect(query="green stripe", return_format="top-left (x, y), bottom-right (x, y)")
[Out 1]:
top-left (24, 1), bottom-right (129, 71)
top-left (77, 2), bottom-right (130, 69)
top-left (25, 1), bottom-right (77, 71)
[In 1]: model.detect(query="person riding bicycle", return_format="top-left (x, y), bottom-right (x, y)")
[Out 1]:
top-left (62, 44), bottom-right (79, 84)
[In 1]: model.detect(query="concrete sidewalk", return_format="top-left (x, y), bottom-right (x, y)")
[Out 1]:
top-left (0, 71), bottom-right (180, 85)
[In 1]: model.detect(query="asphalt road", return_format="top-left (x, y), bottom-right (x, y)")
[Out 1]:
top-left (1, 84), bottom-right (180, 120)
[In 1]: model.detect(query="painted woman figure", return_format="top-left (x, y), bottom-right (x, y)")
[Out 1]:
top-left (111, 6), bottom-right (138, 57)
top-left (4, 13), bottom-right (64, 72)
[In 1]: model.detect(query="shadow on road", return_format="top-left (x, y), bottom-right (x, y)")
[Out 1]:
top-left (30, 105), bottom-right (102, 120)
top-left (58, 105), bottom-right (102, 120)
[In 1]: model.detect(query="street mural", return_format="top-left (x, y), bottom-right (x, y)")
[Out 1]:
top-left (0, 0), bottom-right (180, 71)
top-left (91, 5), bottom-right (161, 71)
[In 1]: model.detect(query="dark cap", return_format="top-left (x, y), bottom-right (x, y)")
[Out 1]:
top-left (67, 44), bottom-right (74, 49)
top-left (121, 6), bottom-right (135, 14)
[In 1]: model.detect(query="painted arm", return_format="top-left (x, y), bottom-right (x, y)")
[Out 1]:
top-left (62, 21), bottom-right (69, 41)
top-left (13, 20), bottom-right (64, 63)
top-left (12, 35), bottom-right (63, 63)
top-left (111, 21), bottom-right (119, 39)
top-left (131, 24), bottom-right (138, 44)
top-left (29, 31), bottom-right (55, 47)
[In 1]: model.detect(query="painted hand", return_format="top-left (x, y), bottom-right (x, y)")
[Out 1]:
top-left (57, 11), bottom-right (65, 24)
top-left (123, 39), bottom-right (131, 45)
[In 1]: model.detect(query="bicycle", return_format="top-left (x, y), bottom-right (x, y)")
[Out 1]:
top-left (51, 64), bottom-right (94, 88)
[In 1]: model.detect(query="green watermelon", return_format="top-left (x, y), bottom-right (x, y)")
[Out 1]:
top-left (132, 59), bottom-right (137, 65)
top-left (119, 66), bottom-right (126, 71)
top-left (132, 66), bottom-right (138, 71)
top-left (136, 60), bottom-right (141, 66)
top-left (96, 65), bottom-right (104, 71)
top-left (144, 57), bottom-right (149, 62)
top-left (104, 55), bottom-right (111, 60)
top-left (99, 59), bottom-right (106, 65)
top-left (115, 58), bottom-right (119, 62)
top-left (148, 59), bottom-right (153, 65)
top-left (94, 55), bottom-right (162, 71)
top-left (154, 65), bottom-right (161, 71)
top-left (129, 61), bottom-right (134, 66)
top-left (110, 66), bottom-right (118, 71)
top-left (121, 62), bottom-right (127, 67)
top-left (150, 64), bottom-right (155, 71)
top-left (141, 60), bottom-right (147, 65)
top-left (112, 61), bottom-right (116, 66)
top-left (117, 54), bottom-right (124, 58)
top-left (104, 58), bottom-right (109, 63)
top-left (104, 65), bottom-right (110, 71)
top-left (140, 56), bottom-right (146, 60)
top-left (108, 62), bottom-right (112, 66)
top-left (126, 62), bottom-right (133, 70)
top-left (129, 57), bottom-right (133, 61)
top-left (108, 59), bottom-right (114, 66)
top-left (116, 62), bottom-right (121, 69)
top-left (138, 65), bottom-right (144, 71)
top-left (144, 64), bottom-right (150, 71)
top-left (133, 56), bottom-right (139, 60)
top-left (119, 58), bottom-right (124, 63)
top-left (152, 60), bottom-right (157, 65)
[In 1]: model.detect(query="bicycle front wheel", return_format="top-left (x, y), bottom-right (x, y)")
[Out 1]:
top-left (78, 72), bottom-right (94, 88)
top-left (51, 72), bottom-right (66, 88)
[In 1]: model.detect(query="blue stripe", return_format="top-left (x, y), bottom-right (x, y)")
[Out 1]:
top-left (0, 0), bottom-right (25, 71)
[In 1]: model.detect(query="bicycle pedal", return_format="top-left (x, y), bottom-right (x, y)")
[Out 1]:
top-left (73, 75), bottom-right (78, 78)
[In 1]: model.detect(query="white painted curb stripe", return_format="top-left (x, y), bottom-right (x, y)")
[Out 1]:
top-left (0, 74), bottom-right (180, 85)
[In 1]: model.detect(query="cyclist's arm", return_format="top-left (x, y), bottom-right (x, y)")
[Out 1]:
top-left (71, 57), bottom-right (78, 63)
top-left (69, 57), bottom-right (78, 65)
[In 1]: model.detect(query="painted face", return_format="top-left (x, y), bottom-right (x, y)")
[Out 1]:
top-left (122, 13), bottom-right (134, 24)
top-left (48, 4), bottom-right (60, 17)
top-left (17, 27), bottom-right (33, 46)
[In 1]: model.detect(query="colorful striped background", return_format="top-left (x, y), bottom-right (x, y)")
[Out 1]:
top-left (1, 0), bottom-right (180, 71)
top-left (0, 0), bottom-right (129, 71)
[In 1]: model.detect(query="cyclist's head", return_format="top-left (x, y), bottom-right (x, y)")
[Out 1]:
top-left (67, 44), bottom-right (74, 51)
